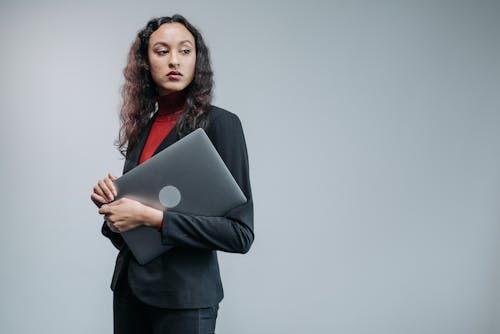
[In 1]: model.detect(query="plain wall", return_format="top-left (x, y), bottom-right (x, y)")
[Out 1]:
top-left (1, 0), bottom-right (499, 333)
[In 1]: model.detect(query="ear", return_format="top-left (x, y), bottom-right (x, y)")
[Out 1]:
top-left (143, 61), bottom-right (150, 71)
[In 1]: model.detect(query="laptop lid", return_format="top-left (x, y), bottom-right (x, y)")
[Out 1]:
top-left (112, 128), bottom-right (247, 265)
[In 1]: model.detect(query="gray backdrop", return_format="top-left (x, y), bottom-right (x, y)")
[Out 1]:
top-left (1, 1), bottom-right (499, 333)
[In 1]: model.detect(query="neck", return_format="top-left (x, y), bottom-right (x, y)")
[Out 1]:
top-left (157, 91), bottom-right (187, 114)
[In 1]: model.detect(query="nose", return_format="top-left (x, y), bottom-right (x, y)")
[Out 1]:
top-left (168, 52), bottom-right (179, 69)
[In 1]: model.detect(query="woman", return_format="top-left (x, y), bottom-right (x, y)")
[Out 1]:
top-left (90, 14), bottom-right (254, 334)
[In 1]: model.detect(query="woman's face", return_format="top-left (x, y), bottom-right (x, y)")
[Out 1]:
top-left (147, 23), bottom-right (196, 96)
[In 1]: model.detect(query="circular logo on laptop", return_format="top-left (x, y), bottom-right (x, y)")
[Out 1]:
top-left (159, 185), bottom-right (181, 209)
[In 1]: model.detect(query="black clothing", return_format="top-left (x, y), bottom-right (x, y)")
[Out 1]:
top-left (102, 106), bottom-right (254, 309)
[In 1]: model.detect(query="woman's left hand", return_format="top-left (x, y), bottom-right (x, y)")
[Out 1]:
top-left (98, 197), bottom-right (149, 233)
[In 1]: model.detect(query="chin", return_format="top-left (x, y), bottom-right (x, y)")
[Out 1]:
top-left (164, 84), bottom-right (187, 93)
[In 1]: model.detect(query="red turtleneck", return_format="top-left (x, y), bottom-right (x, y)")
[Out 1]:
top-left (139, 91), bottom-right (186, 165)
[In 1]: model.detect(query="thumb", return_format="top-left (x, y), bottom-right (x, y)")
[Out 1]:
top-left (98, 204), bottom-right (108, 214)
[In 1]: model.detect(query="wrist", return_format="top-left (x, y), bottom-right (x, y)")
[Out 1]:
top-left (141, 205), bottom-right (164, 229)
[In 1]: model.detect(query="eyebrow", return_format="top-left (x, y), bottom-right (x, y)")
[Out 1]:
top-left (152, 40), bottom-right (194, 47)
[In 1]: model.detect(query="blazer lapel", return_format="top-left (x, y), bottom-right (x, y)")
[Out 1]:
top-left (122, 113), bottom-right (182, 175)
top-left (152, 121), bottom-right (180, 156)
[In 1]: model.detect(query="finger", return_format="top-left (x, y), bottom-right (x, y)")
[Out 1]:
top-left (116, 223), bottom-right (131, 233)
top-left (91, 192), bottom-right (107, 207)
top-left (93, 184), bottom-right (108, 200)
top-left (90, 192), bottom-right (104, 203)
top-left (103, 177), bottom-right (117, 197)
top-left (108, 173), bottom-right (118, 181)
top-left (98, 204), bottom-right (111, 215)
top-left (106, 198), bottom-right (122, 206)
top-left (98, 179), bottom-right (114, 201)
top-left (97, 180), bottom-right (112, 199)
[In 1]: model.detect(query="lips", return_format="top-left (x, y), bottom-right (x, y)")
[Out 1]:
top-left (167, 71), bottom-right (182, 80)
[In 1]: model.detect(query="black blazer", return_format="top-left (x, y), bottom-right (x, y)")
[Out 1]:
top-left (101, 105), bottom-right (254, 308)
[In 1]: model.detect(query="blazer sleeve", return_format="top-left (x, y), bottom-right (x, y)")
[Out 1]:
top-left (159, 111), bottom-right (255, 254)
top-left (101, 220), bottom-right (124, 250)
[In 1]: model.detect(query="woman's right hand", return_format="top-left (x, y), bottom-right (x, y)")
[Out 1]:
top-left (91, 172), bottom-right (118, 208)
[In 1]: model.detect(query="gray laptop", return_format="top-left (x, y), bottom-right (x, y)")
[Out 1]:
top-left (112, 128), bottom-right (247, 265)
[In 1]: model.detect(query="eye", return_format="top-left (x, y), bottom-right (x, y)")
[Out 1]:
top-left (156, 49), bottom-right (168, 56)
top-left (180, 49), bottom-right (192, 55)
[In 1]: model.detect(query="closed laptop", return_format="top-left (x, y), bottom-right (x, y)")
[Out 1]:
top-left (112, 128), bottom-right (247, 265)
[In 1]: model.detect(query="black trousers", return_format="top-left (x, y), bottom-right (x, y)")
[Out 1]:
top-left (113, 271), bottom-right (218, 334)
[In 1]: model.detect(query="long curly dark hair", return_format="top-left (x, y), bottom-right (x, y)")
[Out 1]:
top-left (116, 14), bottom-right (214, 157)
